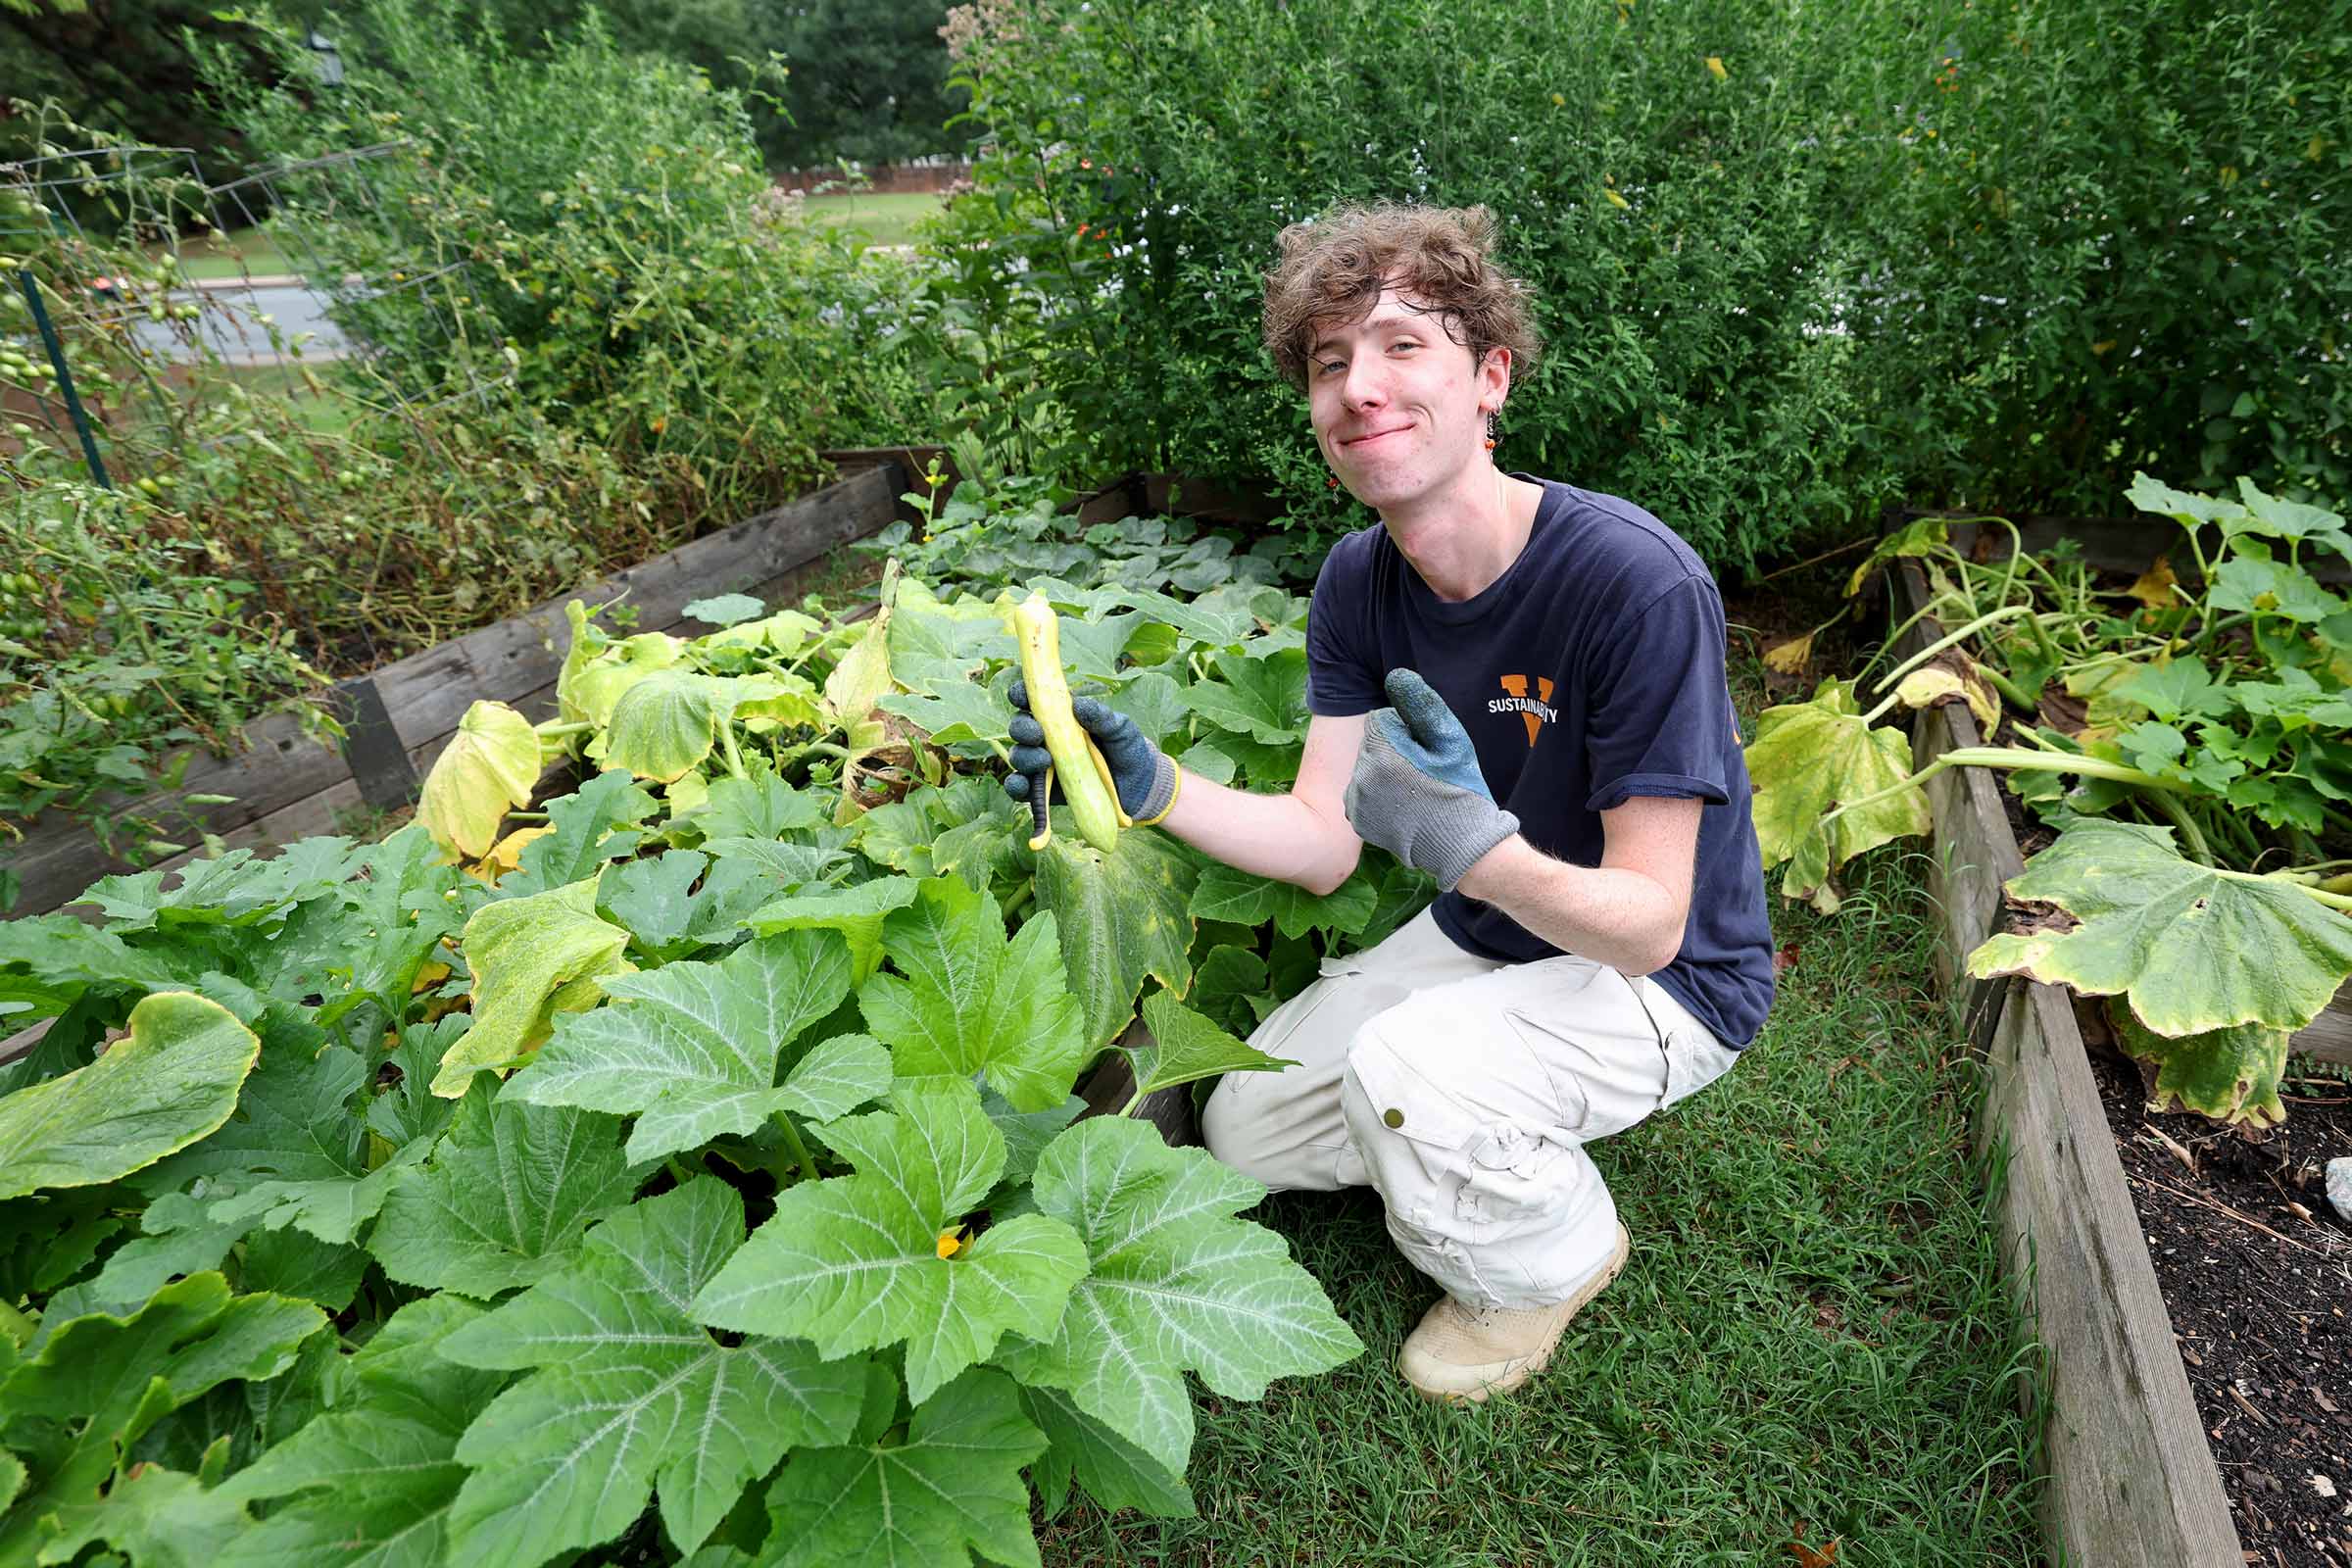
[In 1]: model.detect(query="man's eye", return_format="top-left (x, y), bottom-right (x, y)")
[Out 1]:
top-left (1316, 360), bottom-right (1344, 376)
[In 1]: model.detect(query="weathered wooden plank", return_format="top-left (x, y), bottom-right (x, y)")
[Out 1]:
top-left (0, 1016), bottom-right (53, 1068)
top-left (1981, 981), bottom-right (2245, 1566)
top-left (4, 718), bottom-right (352, 918)
top-left (1141, 471), bottom-right (1286, 525)
top-left (371, 464), bottom-right (904, 749)
top-left (1896, 557), bottom-right (2243, 1563)
top-left (1929, 512), bottom-right (2349, 588)
top-left (2293, 989), bottom-right (2352, 1067)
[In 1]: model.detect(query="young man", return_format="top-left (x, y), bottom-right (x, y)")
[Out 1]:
top-left (1005, 202), bottom-right (1774, 1404)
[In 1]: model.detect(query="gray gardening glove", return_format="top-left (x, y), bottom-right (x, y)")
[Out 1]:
top-left (1004, 680), bottom-right (1181, 841)
top-left (1345, 668), bottom-right (1519, 891)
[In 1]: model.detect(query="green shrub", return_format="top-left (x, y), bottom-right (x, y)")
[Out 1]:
top-left (1833, 0), bottom-right (2352, 512)
top-left (942, 0), bottom-right (2352, 570)
top-left (209, 1), bottom-right (936, 518)
top-left (942, 0), bottom-right (1894, 575)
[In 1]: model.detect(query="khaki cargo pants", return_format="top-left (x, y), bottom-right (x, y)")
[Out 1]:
top-left (1200, 909), bottom-right (1742, 1310)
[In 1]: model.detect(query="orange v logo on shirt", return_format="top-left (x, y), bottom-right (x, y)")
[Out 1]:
top-left (1493, 674), bottom-right (1558, 748)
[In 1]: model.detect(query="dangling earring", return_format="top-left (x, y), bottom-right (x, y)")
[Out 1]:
top-left (1483, 411), bottom-right (1499, 452)
top-left (1327, 475), bottom-right (1339, 489)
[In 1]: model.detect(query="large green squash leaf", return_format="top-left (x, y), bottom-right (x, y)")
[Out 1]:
top-left (1127, 993), bottom-right (1296, 1102)
top-left (596, 849), bottom-right (775, 962)
top-left (419, 701), bottom-right (541, 860)
top-left (0, 991), bottom-right (259, 1200)
top-left (142, 1039), bottom-right (405, 1247)
top-left (742, 877), bottom-right (921, 985)
top-left (1017, 1383), bottom-right (1196, 1520)
top-left (367, 1086), bottom-right (641, 1298)
top-left (760, 1367), bottom-right (1044, 1568)
top-left (1184, 647), bottom-right (1306, 746)
top-left (1966, 819), bottom-right (2352, 1035)
top-left (691, 1078), bottom-right (1088, 1405)
top-left (557, 601), bottom-right (685, 728)
top-left (857, 876), bottom-right (1090, 1111)
top-left (0, 1274), bottom-right (324, 1565)
top-left (431, 877), bottom-right (632, 1098)
top-left (602, 669), bottom-right (734, 784)
top-left (996, 1117), bottom-right (1362, 1476)
top-left (0, 918), bottom-right (182, 1027)
top-left (505, 929), bottom-right (870, 1163)
top-left (1744, 679), bottom-right (1930, 906)
top-left (498, 770), bottom-right (660, 899)
top-left (27, 1449), bottom-right (248, 1568)
top-left (1189, 861), bottom-right (1375, 940)
top-left (2107, 1004), bottom-right (2288, 1129)
top-left (214, 1297), bottom-right (510, 1568)
top-left (1032, 828), bottom-right (1200, 1049)
top-left (438, 1179), bottom-right (868, 1565)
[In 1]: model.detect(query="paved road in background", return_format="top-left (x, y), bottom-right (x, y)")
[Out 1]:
top-left (123, 280), bottom-right (351, 364)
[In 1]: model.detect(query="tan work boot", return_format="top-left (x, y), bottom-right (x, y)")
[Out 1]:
top-left (1397, 1223), bottom-right (1631, 1404)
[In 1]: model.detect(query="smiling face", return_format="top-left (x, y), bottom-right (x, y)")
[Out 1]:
top-left (1306, 284), bottom-right (1511, 515)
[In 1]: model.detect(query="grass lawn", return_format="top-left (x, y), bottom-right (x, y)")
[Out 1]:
top-left (1037, 848), bottom-right (2046, 1562)
top-left (159, 224), bottom-right (297, 281)
top-left (797, 191), bottom-right (944, 248)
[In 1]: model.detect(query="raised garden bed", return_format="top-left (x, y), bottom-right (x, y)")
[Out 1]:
top-left (1896, 557), bottom-right (2352, 1568)
top-left (2, 460), bottom-right (916, 919)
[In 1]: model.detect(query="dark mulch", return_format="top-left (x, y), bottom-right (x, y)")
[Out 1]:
top-left (2082, 1018), bottom-right (2352, 1568)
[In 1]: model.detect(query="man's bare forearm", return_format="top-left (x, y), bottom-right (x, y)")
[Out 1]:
top-left (1454, 836), bottom-right (1686, 977)
top-left (1157, 769), bottom-right (1361, 895)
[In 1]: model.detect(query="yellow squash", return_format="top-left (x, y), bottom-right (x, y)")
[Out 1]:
top-left (1012, 591), bottom-right (1127, 853)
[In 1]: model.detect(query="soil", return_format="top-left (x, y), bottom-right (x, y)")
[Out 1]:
top-left (2082, 1011), bottom-right (2352, 1567)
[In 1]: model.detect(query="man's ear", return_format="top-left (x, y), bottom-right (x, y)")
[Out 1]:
top-left (1481, 344), bottom-right (1513, 405)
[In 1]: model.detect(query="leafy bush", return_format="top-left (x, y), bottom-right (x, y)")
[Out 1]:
top-left (0, 561), bottom-right (1416, 1564)
top-left (942, 0), bottom-right (1897, 575)
top-left (210, 1), bottom-right (937, 517)
top-left (1833, 0), bottom-right (2352, 512)
top-left (941, 0), bottom-right (2352, 570)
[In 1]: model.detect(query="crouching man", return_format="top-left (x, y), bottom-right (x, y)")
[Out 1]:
top-left (1005, 203), bottom-right (1775, 1403)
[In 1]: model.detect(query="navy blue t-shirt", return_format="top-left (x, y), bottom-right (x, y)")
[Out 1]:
top-left (1305, 477), bottom-right (1775, 1048)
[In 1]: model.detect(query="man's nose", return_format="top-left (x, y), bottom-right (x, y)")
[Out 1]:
top-left (1341, 357), bottom-right (1390, 411)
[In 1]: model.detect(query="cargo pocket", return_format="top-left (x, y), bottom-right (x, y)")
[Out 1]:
top-left (1342, 1034), bottom-right (1574, 1302)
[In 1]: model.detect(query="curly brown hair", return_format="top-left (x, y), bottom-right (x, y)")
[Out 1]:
top-left (1260, 202), bottom-right (1542, 393)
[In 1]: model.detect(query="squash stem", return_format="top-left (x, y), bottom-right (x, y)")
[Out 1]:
top-left (771, 1111), bottom-right (820, 1184)
top-left (1867, 605), bottom-right (2033, 698)
top-left (1821, 747), bottom-right (2181, 830)
top-left (2134, 787), bottom-right (2214, 866)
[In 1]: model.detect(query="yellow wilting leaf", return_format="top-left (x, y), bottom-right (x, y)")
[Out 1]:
top-left (935, 1227), bottom-right (966, 1260)
top-left (466, 823), bottom-right (554, 884)
top-left (2127, 556), bottom-right (2180, 610)
top-left (1893, 658), bottom-right (2000, 732)
top-left (1762, 633), bottom-right (1815, 675)
top-left (1705, 56), bottom-right (1728, 80)
top-left (2090, 339), bottom-right (2117, 355)
top-left (1603, 188), bottom-right (1631, 210)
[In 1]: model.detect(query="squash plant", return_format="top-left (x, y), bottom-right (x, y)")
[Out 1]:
top-left (1750, 474), bottom-right (2352, 1127)
top-left (0, 564), bottom-right (1433, 1567)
